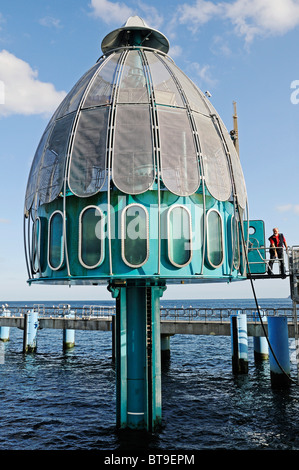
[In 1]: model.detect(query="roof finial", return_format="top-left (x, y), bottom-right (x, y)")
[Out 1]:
top-left (101, 16), bottom-right (169, 54)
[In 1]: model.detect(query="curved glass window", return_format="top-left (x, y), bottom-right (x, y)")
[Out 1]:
top-left (48, 211), bottom-right (64, 270)
top-left (122, 204), bottom-right (149, 267)
top-left (32, 217), bottom-right (41, 273)
top-left (168, 205), bottom-right (192, 267)
top-left (206, 209), bottom-right (224, 268)
top-left (194, 113), bottom-right (232, 202)
top-left (38, 113), bottom-right (76, 204)
top-left (117, 50), bottom-right (149, 104)
top-left (112, 104), bottom-right (154, 194)
top-left (79, 206), bottom-right (104, 269)
top-left (68, 107), bottom-right (110, 196)
top-left (158, 107), bottom-right (200, 196)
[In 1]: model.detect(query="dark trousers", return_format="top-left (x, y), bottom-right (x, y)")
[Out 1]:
top-left (268, 247), bottom-right (285, 275)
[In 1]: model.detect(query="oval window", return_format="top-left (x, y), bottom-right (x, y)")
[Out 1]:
top-left (122, 204), bottom-right (149, 267)
top-left (168, 205), bottom-right (192, 267)
top-left (207, 209), bottom-right (224, 268)
top-left (48, 211), bottom-right (64, 270)
top-left (79, 206), bottom-right (104, 268)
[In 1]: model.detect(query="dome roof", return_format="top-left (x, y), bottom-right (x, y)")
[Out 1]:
top-left (25, 19), bottom-right (247, 212)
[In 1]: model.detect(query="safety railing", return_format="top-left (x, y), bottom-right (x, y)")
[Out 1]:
top-left (160, 307), bottom-right (294, 323)
top-left (1, 305), bottom-right (294, 323)
top-left (247, 245), bottom-right (290, 275)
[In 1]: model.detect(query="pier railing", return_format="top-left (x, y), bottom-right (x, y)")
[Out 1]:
top-left (1, 304), bottom-right (294, 323)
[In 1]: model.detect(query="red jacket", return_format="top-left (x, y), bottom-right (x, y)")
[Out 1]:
top-left (269, 233), bottom-right (286, 248)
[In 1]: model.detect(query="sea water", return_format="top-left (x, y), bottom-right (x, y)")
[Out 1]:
top-left (0, 297), bottom-right (299, 452)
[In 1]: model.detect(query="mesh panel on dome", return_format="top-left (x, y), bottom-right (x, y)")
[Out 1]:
top-left (82, 53), bottom-right (120, 108)
top-left (162, 57), bottom-right (211, 116)
top-left (117, 51), bottom-right (149, 104)
top-left (193, 113), bottom-right (232, 202)
top-left (144, 51), bottom-right (184, 107)
top-left (38, 113), bottom-right (75, 204)
top-left (56, 62), bottom-right (101, 118)
top-left (158, 107), bottom-right (200, 196)
top-left (37, 119), bottom-right (72, 203)
top-left (25, 125), bottom-right (52, 211)
top-left (112, 104), bottom-right (154, 194)
top-left (68, 107), bottom-right (110, 196)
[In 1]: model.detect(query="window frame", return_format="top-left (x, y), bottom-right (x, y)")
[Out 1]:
top-left (206, 208), bottom-right (224, 269)
top-left (32, 216), bottom-right (41, 274)
top-left (121, 203), bottom-right (149, 268)
top-left (78, 205), bottom-right (105, 269)
top-left (47, 210), bottom-right (65, 271)
top-left (231, 215), bottom-right (240, 270)
top-left (167, 204), bottom-right (192, 268)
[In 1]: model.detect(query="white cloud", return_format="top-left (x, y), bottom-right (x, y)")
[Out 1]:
top-left (137, 2), bottom-right (164, 30)
top-left (277, 204), bottom-right (299, 214)
top-left (0, 50), bottom-right (66, 117)
top-left (89, 0), bottom-right (134, 24)
top-left (168, 44), bottom-right (182, 59)
top-left (39, 16), bottom-right (62, 29)
top-left (189, 62), bottom-right (217, 86)
top-left (177, 0), bottom-right (299, 42)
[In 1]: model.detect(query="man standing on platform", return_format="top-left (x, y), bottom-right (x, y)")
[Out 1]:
top-left (268, 227), bottom-right (288, 278)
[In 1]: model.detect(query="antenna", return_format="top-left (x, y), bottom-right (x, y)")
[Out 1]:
top-left (232, 101), bottom-right (239, 156)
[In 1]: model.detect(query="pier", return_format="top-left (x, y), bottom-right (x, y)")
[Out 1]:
top-left (0, 304), bottom-right (296, 337)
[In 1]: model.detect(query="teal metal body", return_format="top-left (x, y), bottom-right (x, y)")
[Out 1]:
top-left (33, 189), bottom-right (246, 286)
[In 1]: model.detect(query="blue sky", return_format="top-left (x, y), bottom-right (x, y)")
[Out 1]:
top-left (0, 0), bottom-right (298, 302)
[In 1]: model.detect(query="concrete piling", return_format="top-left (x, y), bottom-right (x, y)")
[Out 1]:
top-left (0, 307), bottom-right (10, 342)
top-left (63, 310), bottom-right (75, 350)
top-left (23, 310), bottom-right (39, 353)
top-left (230, 312), bottom-right (248, 374)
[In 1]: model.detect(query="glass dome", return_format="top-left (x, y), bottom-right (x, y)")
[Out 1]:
top-left (25, 16), bottom-right (247, 213)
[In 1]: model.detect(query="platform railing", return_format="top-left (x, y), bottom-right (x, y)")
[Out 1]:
top-left (247, 245), bottom-right (290, 275)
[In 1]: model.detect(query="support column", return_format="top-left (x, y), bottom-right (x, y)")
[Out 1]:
top-left (0, 307), bottom-right (10, 342)
top-left (161, 335), bottom-right (171, 359)
top-left (268, 316), bottom-right (291, 388)
top-left (63, 310), bottom-right (75, 350)
top-left (108, 280), bottom-right (166, 431)
top-left (23, 310), bottom-right (39, 353)
top-left (230, 312), bottom-right (248, 374)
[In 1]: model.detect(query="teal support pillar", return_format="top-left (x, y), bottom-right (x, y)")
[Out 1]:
top-left (108, 280), bottom-right (166, 431)
top-left (23, 310), bottom-right (39, 353)
top-left (230, 312), bottom-right (248, 374)
top-left (268, 316), bottom-right (291, 388)
top-left (253, 311), bottom-right (269, 361)
top-left (63, 310), bottom-right (75, 350)
top-left (0, 307), bottom-right (10, 342)
top-left (161, 334), bottom-right (171, 359)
